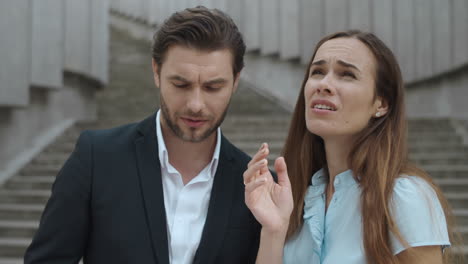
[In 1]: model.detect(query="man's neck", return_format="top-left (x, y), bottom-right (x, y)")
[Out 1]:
top-left (162, 126), bottom-right (217, 185)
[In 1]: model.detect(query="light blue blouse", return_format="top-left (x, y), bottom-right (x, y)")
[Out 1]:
top-left (283, 169), bottom-right (450, 264)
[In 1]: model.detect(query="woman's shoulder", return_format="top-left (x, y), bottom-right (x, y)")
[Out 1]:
top-left (392, 174), bottom-right (438, 202)
top-left (389, 174), bottom-right (450, 255)
top-left (391, 174), bottom-right (444, 216)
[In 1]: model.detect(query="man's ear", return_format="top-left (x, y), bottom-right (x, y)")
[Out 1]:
top-left (152, 58), bottom-right (160, 88)
top-left (233, 72), bottom-right (241, 93)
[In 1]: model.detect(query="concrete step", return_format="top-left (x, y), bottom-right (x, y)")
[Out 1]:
top-left (226, 137), bottom-right (466, 152)
top-left (0, 204), bottom-right (44, 220)
top-left (408, 140), bottom-right (464, 148)
top-left (222, 131), bottom-right (288, 142)
top-left (234, 141), bottom-right (283, 152)
top-left (407, 125), bottom-right (455, 131)
top-left (0, 190), bottom-right (51, 204)
top-left (410, 152), bottom-right (468, 166)
top-left (42, 144), bottom-right (74, 155)
top-left (445, 192), bottom-right (468, 209)
top-left (408, 129), bottom-right (457, 136)
top-left (435, 178), bottom-right (468, 192)
top-left (425, 166), bottom-right (468, 179)
top-left (228, 106), bottom-right (286, 114)
top-left (408, 119), bottom-right (451, 126)
top-left (408, 134), bottom-right (461, 143)
top-left (0, 238), bottom-right (30, 258)
top-left (408, 129), bottom-right (458, 135)
top-left (30, 153), bottom-right (69, 166)
top-left (411, 157), bottom-right (468, 166)
top-left (454, 209), bottom-right (468, 225)
top-left (0, 220), bottom-right (38, 237)
top-left (3, 176), bottom-right (55, 191)
top-left (19, 164), bottom-right (62, 177)
top-left (457, 226), bottom-right (468, 248)
top-left (223, 115), bottom-right (291, 123)
top-left (452, 246), bottom-right (468, 262)
top-left (0, 258), bottom-right (24, 264)
top-left (408, 145), bottom-right (467, 153)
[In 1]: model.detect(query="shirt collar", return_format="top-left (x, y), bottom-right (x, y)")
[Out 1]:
top-left (310, 168), bottom-right (357, 189)
top-left (155, 110), bottom-right (221, 178)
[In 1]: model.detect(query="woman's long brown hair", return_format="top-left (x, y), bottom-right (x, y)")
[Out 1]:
top-left (283, 30), bottom-right (461, 263)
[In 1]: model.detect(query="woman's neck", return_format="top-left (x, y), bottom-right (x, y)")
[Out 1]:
top-left (324, 138), bottom-right (352, 182)
top-left (323, 137), bottom-right (353, 209)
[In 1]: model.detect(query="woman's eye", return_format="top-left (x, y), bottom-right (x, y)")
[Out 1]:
top-left (311, 69), bottom-right (324, 76)
top-left (342, 71), bottom-right (356, 78)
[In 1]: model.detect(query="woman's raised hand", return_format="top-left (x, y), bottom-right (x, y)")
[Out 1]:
top-left (244, 143), bottom-right (294, 233)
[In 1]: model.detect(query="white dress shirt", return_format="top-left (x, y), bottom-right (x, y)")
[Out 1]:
top-left (156, 110), bottom-right (221, 264)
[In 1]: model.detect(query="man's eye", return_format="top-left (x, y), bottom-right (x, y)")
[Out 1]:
top-left (206, 86), bottom-right (222, 91)
top-left (173, 83), bottom-right (188, 88)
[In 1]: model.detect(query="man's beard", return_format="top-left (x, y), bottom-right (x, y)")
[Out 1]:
top-left (160, 92), bottom-right (230, 143)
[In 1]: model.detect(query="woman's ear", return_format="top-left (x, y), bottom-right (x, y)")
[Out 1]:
top-left (374, 97), bottom-right (389, 118)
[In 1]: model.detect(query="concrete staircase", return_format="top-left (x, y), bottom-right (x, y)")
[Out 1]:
top-left (0, 28), bottom-right (467, 262)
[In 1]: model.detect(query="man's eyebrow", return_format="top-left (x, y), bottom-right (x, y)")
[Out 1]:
top-left (167, 75), bottom-right (191, 82)
top-left (337, 60), bottom-right (361, 72)
top-left (203, 78), bottom-right (229, 86)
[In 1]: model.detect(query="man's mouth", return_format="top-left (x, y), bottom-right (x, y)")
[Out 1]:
top-left (181, 117), bottom-right (208, 128)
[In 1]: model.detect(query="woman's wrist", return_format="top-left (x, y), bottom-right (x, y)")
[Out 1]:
top-left (261, 225), bottom-right (288, 241)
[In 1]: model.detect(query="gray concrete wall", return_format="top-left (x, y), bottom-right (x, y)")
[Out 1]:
top-left (110, 0), bottom-right (468, 83)
top-left (110, 0), bottom-right (468, 119)
top-left (453, 0), bottom-right (468, 68)
top-left (406, 66), bottom-right (468, 121)
top-left (279, 0), bottom-right (300, 60)
top-left (243, 0), bottom-right (260, 51)
top-left (0, 1), bottom-right (31, 107)
top-left (299, 0), bottom-right (324, 64)
top-left (395, 0), bottom-right (416, 82)
top-left (0, 0), bottom-right (109, 183)
top-left (31, 0), bottom-right (64, 89)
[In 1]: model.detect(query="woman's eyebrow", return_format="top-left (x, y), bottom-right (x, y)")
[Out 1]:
top-left (337, 60), bottom-right (361, 72)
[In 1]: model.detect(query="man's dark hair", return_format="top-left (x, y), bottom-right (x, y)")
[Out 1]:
top-left (152, 6), bottom-right (246, 76)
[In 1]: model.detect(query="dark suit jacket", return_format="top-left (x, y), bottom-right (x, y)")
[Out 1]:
top-left (24, 113), bottom-right (261, 264)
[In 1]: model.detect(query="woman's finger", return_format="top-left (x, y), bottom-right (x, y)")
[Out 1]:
top-left (243, 159), bottom-right (268, 184)
top-left (245, 176), bottom-right (267, 193)
top-left (275, 157), bottom-right (291, 188)
top-left (247, 143), bottom-right (269, 167)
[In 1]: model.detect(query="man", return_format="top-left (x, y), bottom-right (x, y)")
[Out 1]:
top-left (25, 6), bottom-right (261, 264)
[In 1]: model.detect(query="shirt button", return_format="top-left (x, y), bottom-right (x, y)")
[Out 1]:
top-left (335, 178), bottom-right (340, 185)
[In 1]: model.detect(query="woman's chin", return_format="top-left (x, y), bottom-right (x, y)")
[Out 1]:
top-left (307, 122), bottom-right (335, 138)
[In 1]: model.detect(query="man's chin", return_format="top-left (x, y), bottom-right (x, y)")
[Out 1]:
top-left (181, 126), bottom-right (219, 142)
top-left (181, 132), bottom-right (212, 143)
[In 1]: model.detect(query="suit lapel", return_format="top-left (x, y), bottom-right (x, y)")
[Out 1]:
top-left (134, 114), bottom-right (170, 264)
top-left (193, 136), bottom-right (236, 264)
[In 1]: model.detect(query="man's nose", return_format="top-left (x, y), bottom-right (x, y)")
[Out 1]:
top-left (187, 88), bottom-right (204, 113)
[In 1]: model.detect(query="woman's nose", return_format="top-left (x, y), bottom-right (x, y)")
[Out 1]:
top-left (316, 75), bottom-right (335, 95)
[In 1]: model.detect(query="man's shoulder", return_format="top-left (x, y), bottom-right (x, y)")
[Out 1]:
top-left (220, 135), bottom-right (251, 165)
top-left (79, 114), bottom-right (155, 147)
top-left (86, 122), bottom-right (139, 139)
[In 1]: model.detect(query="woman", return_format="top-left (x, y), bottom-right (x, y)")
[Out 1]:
top-left (244, 30), bottom-right (458, 264)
